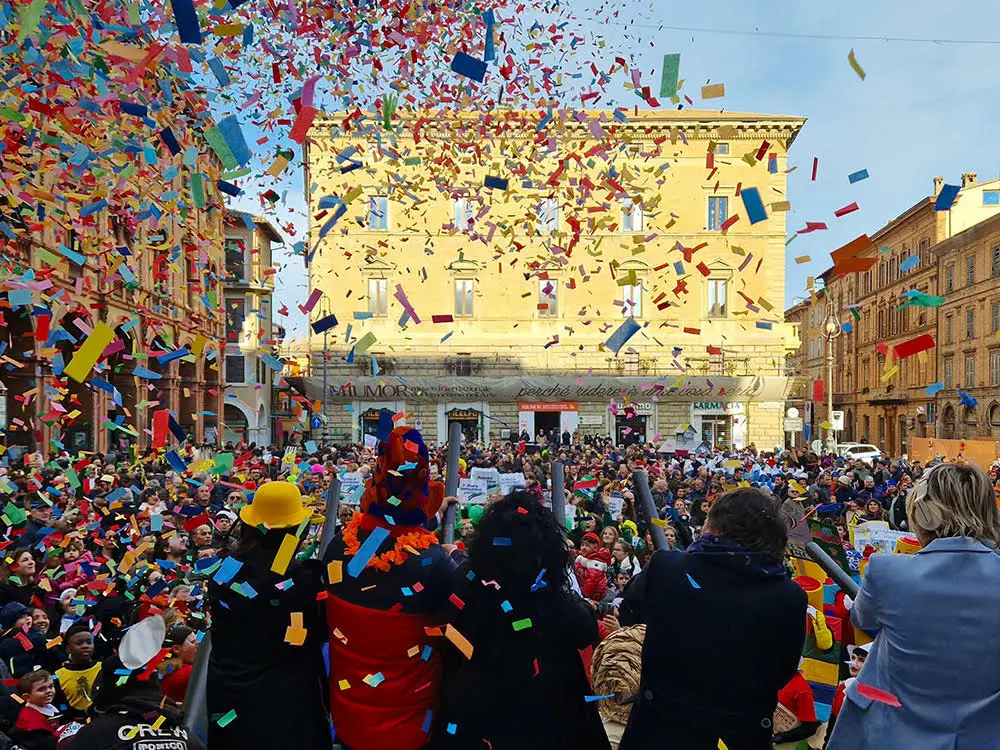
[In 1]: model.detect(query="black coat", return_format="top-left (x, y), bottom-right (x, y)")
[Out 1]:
top-left (618, 549), bottom-right (806, 749)
top-left (207, 550), bottom-right (329, 750)
top-left (431, 575), bottom-right (610, 750)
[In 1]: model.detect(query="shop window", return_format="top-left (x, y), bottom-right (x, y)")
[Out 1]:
top-left (538, 279), bottom-right (558, 318)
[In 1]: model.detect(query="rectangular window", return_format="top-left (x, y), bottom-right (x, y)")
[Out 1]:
top-left (993, 247), bottom-right (1000, 276)
top-left (707, 196), bottom-right (728, 231)
top-left (984, 190), bottom-right (1000, 206)
top-left (454, 198), bottom-right (473, 228)
top-left (966, 354), bottom-right (976, 387)
top-left (993, 301), bottom-right (1000, 334)
top-left (862, 359), bottom-right (870, 387)
top-left (715, 143), bottom-right (730, 155)
top-left (919, 237), bottom-right (931, 266)
top-left (946, 315), bottom-right (953, 344)
top-left (968, 255), bottom-right (976, 286)
top-left (368, 278), bottom-right (388, 317)
top-left (622, 283), bottom-right (642, 317)
top-left (967, 307), bottom-right (976, 338)
top-left (945, 265), bottom-right (954, 293)
top-left (225, 238), bottom-right (246, 281)
top-left (622, 200), bottom-right (644, 232)
top-left (454, 279), bottom-right (474, 318)
top-left (707, 279), bottom-right (727, 318)
top-left (539, 198), bottom-right (559, 233)
top-left (538, 279), bottom-right (558, 318)
top-left (368, 196), bottom-right (389, 230)
top-left (225, 297), bottom-right (246, 342)
top-left (225, 354), bottom-right (246, 384)
top-left (992, 351), bottom-right (1000, 387)
top-left (944, 358), bottom-right (953, 388)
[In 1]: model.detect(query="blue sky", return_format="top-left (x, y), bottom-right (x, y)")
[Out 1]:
top-left (230, 0), bottom-right (1000, 340)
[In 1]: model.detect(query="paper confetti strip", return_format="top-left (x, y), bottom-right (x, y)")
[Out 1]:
top-left (63, 322), bottom-right (115, 384)
top-left (659, 54), bottom-right (680, 98)
top-left (270, 533), bottom-right (299, 575)
top-left (347, 526), bottom-right (391, 578)
top-left (855, 682), bottom-right (902, 707)
top-left (848, 49), bottom-right (866, 80)
top-left (444, 624), bottom-right (474, 659)
top-left (605, 318), bottom-right (640, 354)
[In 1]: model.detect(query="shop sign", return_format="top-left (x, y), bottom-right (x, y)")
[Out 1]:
top-left (693, 402), bottom-right (745, 416)
top-left (518, 401), bottom-right (579, 412)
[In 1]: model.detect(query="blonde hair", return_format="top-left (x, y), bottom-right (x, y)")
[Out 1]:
top-left (906, 464), bottom-right (1000, 544)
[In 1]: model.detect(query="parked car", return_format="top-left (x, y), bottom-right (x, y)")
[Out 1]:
top-left (836, 443), bottom-right (883, 463)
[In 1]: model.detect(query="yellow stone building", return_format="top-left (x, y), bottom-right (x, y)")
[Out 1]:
top-left (304, 110), bottom-right (805, 449)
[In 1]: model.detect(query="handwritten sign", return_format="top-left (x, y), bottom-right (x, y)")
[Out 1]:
top-left (471, 467), bottom-right (501, 495)
top-left (339, 472), bottom-right (365, 505)
top-left (458, 478), bottom-right (488, 505)
top-left (499, 473), bottom-right (526, 495)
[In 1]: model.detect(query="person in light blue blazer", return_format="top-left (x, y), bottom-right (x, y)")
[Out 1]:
top-left (828, 462), bottom-right (1000, 750)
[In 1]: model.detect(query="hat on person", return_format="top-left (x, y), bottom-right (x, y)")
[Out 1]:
top-left (0, 602), bottom-right (30, 629)
top-left (838, 475), bottom-right (852, 486)
top-left (239, 481), bottom-right (311, 529)
top-left (582, 532), bottom-right (601, 545)
top-left (215, 509), bottom-right (237, 522)
top-left (99, 475), bottom-right (114, 483)
top-left (361, 426), bottom-right (444, 522)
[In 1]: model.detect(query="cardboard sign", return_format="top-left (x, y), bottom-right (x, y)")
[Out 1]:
top-left (499, 473), bottom-right (526, 495)
top-left (363, 434), bottom-right (378, 450)
top-left (607, 494), bottom-right (625, 520)
top-left (339, 472), bottom-right (365, 505)
top-left (471, 467), bottom-right (501, 495)
top-left (458, 478), bottom-right (488, 505)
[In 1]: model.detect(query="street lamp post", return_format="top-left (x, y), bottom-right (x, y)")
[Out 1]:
top-left (822, 295), bottom-right (842, 455)
top-left (314, 298), bottom-right (332, 445)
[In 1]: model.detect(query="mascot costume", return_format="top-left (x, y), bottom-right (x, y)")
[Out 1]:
top-left (323, 426), bottom-right (452, 750)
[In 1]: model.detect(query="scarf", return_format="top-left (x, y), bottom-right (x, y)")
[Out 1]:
top-left (685, 533), bottom-right (788, 579)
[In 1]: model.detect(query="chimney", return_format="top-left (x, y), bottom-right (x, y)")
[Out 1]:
top-left (933, 176), bottom-right (944, 195)
top-left (962, 172), bottom-right (978, 188)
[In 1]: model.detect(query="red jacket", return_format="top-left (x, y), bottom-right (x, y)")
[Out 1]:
top-left (327, 595), bottom-right (442, 750)
top-left (574, 548), bottom-right (611, 602)
top-left (15, 703), bottom-right (58, 735)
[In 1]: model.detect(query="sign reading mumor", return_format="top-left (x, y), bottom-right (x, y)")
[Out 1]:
top-left (304, 375), bottom-right (791, 403)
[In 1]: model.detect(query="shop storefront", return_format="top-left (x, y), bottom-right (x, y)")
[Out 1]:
top-left (610, 401), bottom-right (654, 446)
top-left (517, 402), bottom-right (579, 441)
top-left (691, 402), bottom-right (747, 450)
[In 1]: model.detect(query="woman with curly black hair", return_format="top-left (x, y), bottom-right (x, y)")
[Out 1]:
top-left (432, 490), bottom-right (610, 750)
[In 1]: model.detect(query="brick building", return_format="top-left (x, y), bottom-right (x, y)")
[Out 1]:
top-left (787, 173), bottom-right (1000, 455)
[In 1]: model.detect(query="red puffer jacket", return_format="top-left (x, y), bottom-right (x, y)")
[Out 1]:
top-left (574, 548), bottom-right (611, 602)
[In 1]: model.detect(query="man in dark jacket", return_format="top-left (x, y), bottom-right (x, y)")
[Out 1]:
top-left (619, 488), bottom-right (806, 750)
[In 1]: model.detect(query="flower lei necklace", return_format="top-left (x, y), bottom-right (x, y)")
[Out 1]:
top-left (342, 511), bottom-right (437, 573)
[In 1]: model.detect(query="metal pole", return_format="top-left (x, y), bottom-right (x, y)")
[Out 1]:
top-left (322, 330), bottom-right (328, 445)
top-left (441, 421), bottom-right (462, 543)
top-left (805, 541), bottom-right (860, 598)
top-left (632, 470), bottom-right (667, 551)
top-left (319, 476), bottom-right (342, 558)
top-left (183, 631), bottom-right (211, 742)
top-left (550, 460), bottom-right (565, 529)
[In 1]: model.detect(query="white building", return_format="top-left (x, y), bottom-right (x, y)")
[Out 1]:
top-left (222, 211), bottom-right (283, 446)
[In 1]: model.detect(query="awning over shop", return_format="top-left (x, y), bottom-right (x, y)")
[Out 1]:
top-left (301, 375), bottom-right (791, 404)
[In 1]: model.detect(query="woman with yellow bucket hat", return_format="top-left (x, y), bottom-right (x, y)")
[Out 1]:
top-left (207, 481), bottom-right (331, 750)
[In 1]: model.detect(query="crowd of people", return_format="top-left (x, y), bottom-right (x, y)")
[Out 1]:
top-left (0, 426), bottom-right (997, 749)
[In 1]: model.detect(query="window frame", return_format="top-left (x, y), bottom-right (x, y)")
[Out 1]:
top-left (539, 198), bottom-right (559, 233)
top-left (622, 199), bottom-right (644, 233)
top-left (538, 279), bottom-right (558, 318)
top-left (991, 350), bottom-right (1000, 387)
top-left (622, 282), bottom-right (643, 318)
top-left (707, 277), bottom-right (728, 319)
top-left (968, 255), bottom-right (976, 286)
top-left (966, 354), bottom-right (976, 388)
top-left (224, 354), bottom-right (247, 384)
top-left (967, 307), bottom-right (976, 339)
top-left (454, 278), bottom-right (475, 318)
top-left (368, 277), bottom-right (388, 318)
top-left (707, 196), bottom-right (728, 231)
top-left (368, 195), bottom-right (389, 231)
top-left (225, 296), bottom-right (247, 343)
top-left (944, 357), bottom-right (954, 388)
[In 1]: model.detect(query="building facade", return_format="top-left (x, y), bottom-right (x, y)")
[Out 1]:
top-left (1, 161), bottom-right (228, 456)
top-left (787, 173), bottom-right (1000, 455)
top-left (932, 211), bottom-right (1000, 439)
top-left (784, 288), bottom-right (827, 446)
top-left (304, 110), bottom-right (806, 449)
top-left (221, 211), bottom-right (284, 446)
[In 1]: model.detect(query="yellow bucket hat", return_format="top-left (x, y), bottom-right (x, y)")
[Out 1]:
top-left (240, 482), bottom-right (311, 529)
